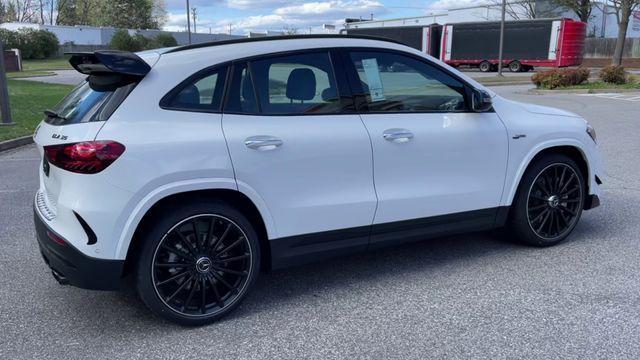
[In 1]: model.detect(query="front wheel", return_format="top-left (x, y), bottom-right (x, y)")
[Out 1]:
top-left (135, 200), bottom-right (260, 326)
top-left (509, 60), bottom-right (522, 72)
top-left (508, 154), bottom-right (585, 246)
top-left (479, 61), bottom-right (492, 72)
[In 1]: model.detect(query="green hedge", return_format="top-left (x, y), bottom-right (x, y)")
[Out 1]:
top-left (0, 28), bottom-right (59, 59)
top-left (109, 30), bottom-right (178, 52)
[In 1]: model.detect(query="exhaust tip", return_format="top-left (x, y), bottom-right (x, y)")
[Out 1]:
top-left (51, 269), bottom-right (69, 285)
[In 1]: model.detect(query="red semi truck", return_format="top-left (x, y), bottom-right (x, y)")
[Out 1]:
top-left (346, 18), bottom-right (587, 72)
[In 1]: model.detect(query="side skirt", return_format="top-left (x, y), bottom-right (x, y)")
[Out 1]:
top-left (270, 206), bottom-right (509, 270)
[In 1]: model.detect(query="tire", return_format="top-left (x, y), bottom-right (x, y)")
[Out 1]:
top-left (508, 154), bottom-right (585, 247)
top-left (509, 60), bottom-right (522, 72)
top-left (135, 199), bottom-right (260, 326)
top-left (479, 61), bottom-right (491, 72)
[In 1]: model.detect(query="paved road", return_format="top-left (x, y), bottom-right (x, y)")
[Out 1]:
top-left (22, 70), bottom-right (84, 85)
top-left (1, 86), bottom-right (639, 359)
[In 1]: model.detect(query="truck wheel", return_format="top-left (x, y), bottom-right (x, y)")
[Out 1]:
top-left (479, 61), bottom-right (491, 72)
top-left (509, 61), bottom-right (522, 72)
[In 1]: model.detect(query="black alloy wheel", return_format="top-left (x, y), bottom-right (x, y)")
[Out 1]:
top-left (136, 200), bottom-right (260, 325)
top-left (526, 163), bottom-right (583, 240)
top-left (508, 154), bottom-right (585, 246)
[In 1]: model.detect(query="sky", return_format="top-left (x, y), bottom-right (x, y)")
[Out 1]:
top-left (161, 0), bottom-right (485, 35)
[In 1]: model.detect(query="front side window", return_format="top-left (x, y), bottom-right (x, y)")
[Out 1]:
top-left (163, 67), bottom-right (228, 112)
top-left (348, 51), bottom-right (467, 113)
top-left (248, 52), bottom-right (344, 115)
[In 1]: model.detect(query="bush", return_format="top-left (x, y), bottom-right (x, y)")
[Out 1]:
top-left (109, 30), bottom-right (178, 52)
top-left (151, 32), bottom-right (178, 48)
top-left (531, 68), bottom-right (590, 89)
top-left (0, 28), bottom-right (58, 59)
top-left (0, 28), bottom-right (20, 49)
top-left (599, 65), bottom-right (627, 84)
top-left (109, 30), bottom-right (141, 52)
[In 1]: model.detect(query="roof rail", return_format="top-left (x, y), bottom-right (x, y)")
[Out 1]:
top-left (165, 34), bottom-right (406, 54)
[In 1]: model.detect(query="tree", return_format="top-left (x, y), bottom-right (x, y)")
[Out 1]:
top-left (611, 0), bottom-right (640, 65)
top-left (4, 0), bottom-right (38, 22)
top-left (282, 25), bottom-right (298, 35)
top-left (489, 0), bottom-right (537, 20)
top-left (552, 0), bottom-right (593, 22)
top-left (93, 0), bottom-right (161, 29)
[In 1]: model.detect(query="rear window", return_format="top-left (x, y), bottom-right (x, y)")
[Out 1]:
top-left (45, 81), bottom-right (135, 125)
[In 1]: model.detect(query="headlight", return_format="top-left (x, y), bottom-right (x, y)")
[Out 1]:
top-left (586, 124), bottom-right (597, 143)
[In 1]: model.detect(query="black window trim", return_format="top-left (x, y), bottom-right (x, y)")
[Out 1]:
top-left (159, 62), bottom-right (231, 114)
top-left (337, 47), bottom-right (490, 115)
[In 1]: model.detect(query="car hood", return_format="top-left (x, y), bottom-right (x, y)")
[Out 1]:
top-left (516, 101), bottom-right (582, 118)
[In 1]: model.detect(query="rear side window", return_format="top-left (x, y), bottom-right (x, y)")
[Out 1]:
top-left (162, 67), bottom-right (228, 112)
top-left (46, 81), bottom-right (135, 125)
top-left (230, 52), bottom-right (344, 115)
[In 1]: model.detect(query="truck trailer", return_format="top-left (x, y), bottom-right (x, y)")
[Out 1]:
top-left (346, 18), bottom-right (586, 72)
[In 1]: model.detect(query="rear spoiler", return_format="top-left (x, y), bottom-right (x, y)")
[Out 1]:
top-left (67, 51), bottom-right (151, 76)
top-left (66, 51), bottom-right (151, 91)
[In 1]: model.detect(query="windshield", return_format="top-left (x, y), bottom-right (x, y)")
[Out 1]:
top-left (46, 81), bottom-right (135, 125)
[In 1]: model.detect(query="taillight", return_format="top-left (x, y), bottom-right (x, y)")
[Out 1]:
top-left (43, 141), bottom-right (125, 174)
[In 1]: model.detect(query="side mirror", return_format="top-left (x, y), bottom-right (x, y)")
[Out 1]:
top-left (471, 89), bottom-right (493, 112)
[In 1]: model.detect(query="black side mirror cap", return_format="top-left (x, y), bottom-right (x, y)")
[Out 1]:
top-left (472, 89), bottom-right (493, 112)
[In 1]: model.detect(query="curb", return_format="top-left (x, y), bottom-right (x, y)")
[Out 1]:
top-left (528, 88), bottom-right (640, 95)
top-left (0, 136), bottom-right (34, 153)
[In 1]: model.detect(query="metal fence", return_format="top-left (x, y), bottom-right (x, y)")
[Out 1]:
top-left (584, 37), bottom-right (640, 59)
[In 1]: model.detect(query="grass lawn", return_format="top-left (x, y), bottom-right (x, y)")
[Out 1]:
top-left (22, 56), bottom-right (72, 71)
top-left (0, 80), bottom-right (74, 142)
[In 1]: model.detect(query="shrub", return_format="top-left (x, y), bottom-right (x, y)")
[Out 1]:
top-left (0, 28), bottom-right (20, 49)
top-left (531, 67), bottom-right (590, 89)
top-left (19, 29), bottom-right (59, 59)
top-left (109, 30), bottom-right (142, 52)
top-left (599, 65), bottom-right (626, 84)
top-left (151, 32), bottom-right (178, 48)
top-left (0, 28), bottom-right (59, 59)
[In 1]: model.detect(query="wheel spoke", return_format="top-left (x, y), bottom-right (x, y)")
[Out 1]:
top-left (528, 203), bottom-right (547, 212)
top-left (558, 173), bottom-right (575, 194)
top-left (530, 208), bottom-right (549, 224)
top-left (174, 229), bottom-right (198, 256)
top-left (155, 270), bottom-right (189, 286)
top-left (182, 278), bottom-right (198, 311)
top-left (216, 237), bottom-right (245, 256)
top-left (208, 275), bottom-right (225, 308)
top-left (154, 262), bottom-right (191, 268)
top-left (209, 223), bottom-right (231, 253)
top-left (200, 278), bottom-right (207, 314)
top-left (212, 266), bottom-right (248, 277)
top-left (216, 253), bottom-right (250, 263)
top-left (165, 275), bottom-right (194, 302)
top-left (534, 180), bottom-right (550, 197)
top-left (211, 271), bottom-right (235, 292)
top-left (536, 210), bottom-right (552, 234)
top-left (191, 219), bottom-right (203, 253)
top-left (161, 244), bottom-right (195, 262)
top-left (559, 205), bottom-right (576, 216)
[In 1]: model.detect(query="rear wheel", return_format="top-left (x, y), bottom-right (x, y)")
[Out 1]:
top-left (508, 154), bottom-right (585, 246)
top-left (135, 200), bottom-right (260, 326)
top-left (509, 60), bottom-right (522, 72)
top-left (479, 61), bottom-right (492, 72)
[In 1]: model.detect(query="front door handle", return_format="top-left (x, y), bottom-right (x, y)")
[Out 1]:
top-left (383, 128), bottom-right (414, 143)
top-left (245, 136), bottom-right (283, 150)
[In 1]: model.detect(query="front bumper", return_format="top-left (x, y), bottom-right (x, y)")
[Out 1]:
top-left (34, 208), bottom-right (124, 291)
top-left (584, 194), bottom-right (601, 210)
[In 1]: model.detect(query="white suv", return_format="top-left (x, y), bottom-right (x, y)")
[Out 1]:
top-left (33, 35), bottom-right (602, 325)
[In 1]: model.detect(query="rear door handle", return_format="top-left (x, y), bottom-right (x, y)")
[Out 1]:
top-left (383, 128), bottom-right (414, 142)
top-left (244, 136), bottom-right (283, 150)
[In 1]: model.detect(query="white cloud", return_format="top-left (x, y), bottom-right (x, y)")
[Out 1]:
top-left (164, 0), bottom-right (390, 34)
top-left (226, 0), bottom-right (290, 10)
top-left (427, 0), bottom-right (490, 11)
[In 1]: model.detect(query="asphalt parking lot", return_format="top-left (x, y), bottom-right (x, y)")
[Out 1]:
top-left (1, 84), bottom-right (639, 359)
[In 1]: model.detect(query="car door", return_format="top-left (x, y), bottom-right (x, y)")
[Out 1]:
top-left (221, 50), bottom-right (377, 265)
top-left (342, 49), bottom-right (509, 245)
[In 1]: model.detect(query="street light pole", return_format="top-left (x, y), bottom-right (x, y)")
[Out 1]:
top-left (497, 0), bottom-right (506, 76)
top-left (0, 41), bottom-right (14, 126)
top-left (186, 0), bottom-right (192, 44)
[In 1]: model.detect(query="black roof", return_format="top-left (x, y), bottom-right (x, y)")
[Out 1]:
top-left (165, 34), bottom-right (405, 54)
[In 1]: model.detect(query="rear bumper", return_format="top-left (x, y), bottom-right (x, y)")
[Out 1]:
top-left (34, 208), bottom-right (124, 291)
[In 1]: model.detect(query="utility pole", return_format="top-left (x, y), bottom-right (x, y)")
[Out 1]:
top-left (186, 0), bottom-right (192, 44)
top-left (0, 41), bottom-right (14, 126)
top-left (191, 7), bottom-right (197, 34)
top-left (497, 0), bottom-right (506, 76)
